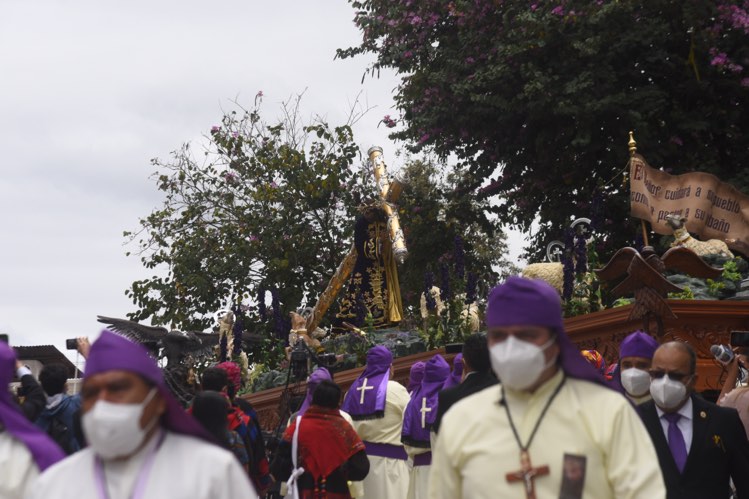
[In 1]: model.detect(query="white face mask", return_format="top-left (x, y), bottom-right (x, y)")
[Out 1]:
top-left (490, 335), bottom-right (557, 391)
top-left (82, 388), bottom-right (159, 460)
top-left (620, 368), bottom-right (651, 397)
top-left (650, 375), bottom-right (688, 410)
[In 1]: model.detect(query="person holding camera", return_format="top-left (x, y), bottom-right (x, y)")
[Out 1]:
top-left (14, 361), bottom-right (47, 423)
top-left (34, 337), bottom-right (89, 454)
top-left (717, 345), bottom-right (749, 439)
top-left (1, 340), bottom-right (65, 499)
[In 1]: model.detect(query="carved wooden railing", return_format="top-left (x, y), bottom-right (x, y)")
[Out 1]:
top-left (244, 300), bottom-right (749, 431)
top-left (567, 299), bottom-right (749, 391)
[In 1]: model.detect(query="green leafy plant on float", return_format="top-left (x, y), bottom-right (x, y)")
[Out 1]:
top-left (668, 286), bottom-right (695, 300)
top-left (706, 259), bottom-right (744, 298)
top-left (420, 263), bottom-right (482, 349)
top-left (419, 309), bottom-right (442, 351)
top-left (612, 297), bottom-right (634, 308)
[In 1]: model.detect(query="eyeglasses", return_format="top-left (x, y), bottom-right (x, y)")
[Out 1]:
top-left (648, 370), bottom-right (693, 383)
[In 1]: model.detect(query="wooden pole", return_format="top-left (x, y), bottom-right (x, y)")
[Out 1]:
top-left (629, 131), bottom-right (650, 247)
top-left (305, 245), bottom-right (357, 334)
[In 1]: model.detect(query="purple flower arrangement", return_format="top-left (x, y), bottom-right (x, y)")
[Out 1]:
top-left (271, 288), bottom-right (285, 339)
top-left (257, 286), bottom-right (266, 320)
top-left (440, 262), bottom-right (452, 302)
top-left (453, 236), bottom-right (465, 279)
top-left (465, 272), bottom-right (478, 304)
top-left (574, 233), bottom-right (588, 274)
top-left (231, 305), bottom-right (243, 356)
top-left (562, 228), bottom-right (575, 300)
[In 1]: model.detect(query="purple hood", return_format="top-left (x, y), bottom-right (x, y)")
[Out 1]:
top-left (86, 330), bottom-right (212, 442)
top-left (486, 276), bottom-right (606, 387)
top-left (0, 342), bottom-right (65, 471)
top-left (341, 346), bottom-right (392, 420)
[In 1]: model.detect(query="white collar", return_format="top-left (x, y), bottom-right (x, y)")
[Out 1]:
top-left (656, 396), bottom-right (693, 421)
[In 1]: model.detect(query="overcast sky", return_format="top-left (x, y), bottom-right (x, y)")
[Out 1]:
top-left (0, 1), bottom-right (525, 359)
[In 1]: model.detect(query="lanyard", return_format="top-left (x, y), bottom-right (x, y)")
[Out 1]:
top-left (501, 374), bottom-right (566, 452)
top-left (93, 430), bottom-right (166, 499)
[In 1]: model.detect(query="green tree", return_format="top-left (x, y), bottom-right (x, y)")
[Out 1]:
top-left (125, 95), bottom-right (367, 331)
top-left (125, 95), bottom-right (516, 338)
top-left (397, 156), bottom-right (518, 318)
top-left (339, 1), bottom-right (749, 259)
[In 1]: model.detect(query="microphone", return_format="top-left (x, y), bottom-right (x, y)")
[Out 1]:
top-left (711, 344), bottom-right (734, 364)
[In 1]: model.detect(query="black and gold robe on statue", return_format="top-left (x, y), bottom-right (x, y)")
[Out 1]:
top-left (335, 214), bottom-right (403, 330)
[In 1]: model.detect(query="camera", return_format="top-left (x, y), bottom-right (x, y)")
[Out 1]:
top-left (317, 352), bottom-right (337, 367)
top-left (290, 342), bottom-right (311, 380)
top-left (65, 338), bottom-right (78, 350)
top-left (289, 341), bottom-right (338, 380)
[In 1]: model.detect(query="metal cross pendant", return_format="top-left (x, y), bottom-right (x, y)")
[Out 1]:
top-left (505, 450), bottom-right (550, 499)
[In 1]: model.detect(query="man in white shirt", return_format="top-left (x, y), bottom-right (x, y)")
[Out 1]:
top-left (28, 330), bottom-right (256, 499)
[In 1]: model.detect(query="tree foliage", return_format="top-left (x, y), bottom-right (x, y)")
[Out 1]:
top-left (125, 95), bottom-right (367, 330)
top-left (125, 96), bottom-right (517, 334)
top-left (339, 0), bottom-right (749, 258)
top-left (396, 156), bottom-right (518, 320)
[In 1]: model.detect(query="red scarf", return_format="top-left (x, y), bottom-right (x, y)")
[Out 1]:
top-left (227, 406), bottom-right (250, 431)
top-left (283, 406), bottom-right (364, 481)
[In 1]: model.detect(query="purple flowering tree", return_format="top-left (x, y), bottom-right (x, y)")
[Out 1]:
top-left (339, 1), bottom-right (749, 260)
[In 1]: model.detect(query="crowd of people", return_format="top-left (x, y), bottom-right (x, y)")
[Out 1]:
top-left (2, 276), bottom-right (748, 498)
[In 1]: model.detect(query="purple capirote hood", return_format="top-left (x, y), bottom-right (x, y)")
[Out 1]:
top-left (486, 276), bottom-right (607, 387)
top-left (85, 330), bottom-right (212, 442)
top-left (402, 354), bottom-right (450, 446)
top-left (341, 345), bottom-right (392, 420)
top-left (0, 342), bottom-right (65, 471)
